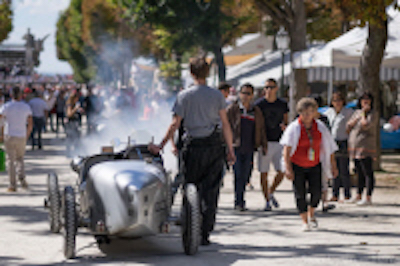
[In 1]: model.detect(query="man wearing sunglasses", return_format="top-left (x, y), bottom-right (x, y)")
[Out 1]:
top-left (255, 78), bottom-right (289, 211)
top-left (227, 83), bottom-right (268, 211)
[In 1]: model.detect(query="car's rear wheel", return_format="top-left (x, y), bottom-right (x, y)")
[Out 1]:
top-left (48, 173), bottom-right (61, 233)
top-left (63, 186), bottom-right (77, 259)
top-left (181, 183), bottom-right (200, 255)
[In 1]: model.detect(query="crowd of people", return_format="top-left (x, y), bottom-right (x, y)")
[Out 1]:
top-left (153, 57), bottom-right (381, 243)
top-left (0, 57), bottom-right (382, 245)
top-left (221, 79), bottom-right (378, 232)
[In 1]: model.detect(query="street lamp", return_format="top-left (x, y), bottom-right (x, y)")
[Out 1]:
top-left (276, 27), bottom-right (289, 98)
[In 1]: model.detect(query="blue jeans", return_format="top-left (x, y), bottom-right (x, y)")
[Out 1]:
top-left (233, 149), bottom-right (253, 207)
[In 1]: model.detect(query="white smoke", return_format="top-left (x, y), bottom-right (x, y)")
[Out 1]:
top-left (68, 88), bottom-right (178, 175)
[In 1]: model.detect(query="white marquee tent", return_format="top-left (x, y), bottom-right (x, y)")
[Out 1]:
top-left (293, 3), bottom-right (400, 69)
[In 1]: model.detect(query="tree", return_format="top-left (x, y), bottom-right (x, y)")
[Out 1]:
top-left (335, 0), bottom-right (396, 168)
top-left (56, 0), bottom-right (96, 83)
top-left (0, 0), bottom-right (12, 43)
top-left (126, 0), bottom-right (260, 82)
top-left (80, 0), bottom-right (162, 85)
top-left (254, 0), bottom-right (308, 112)
top-left (305, 0), bottom-right (349, 41)
top-left (56, 0), bottom-right (159, 84)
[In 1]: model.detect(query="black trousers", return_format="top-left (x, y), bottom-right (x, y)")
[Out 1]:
top-left (354, 157), bottom-right (375, 196)
top-left (31, 117), bottom-right (46, 148)
top-left (333, 156), bottom-right (351, 198)
top-left (182, 133), bottom-right (225, 238)
top-left (292, 163), bottom-right (322, 213)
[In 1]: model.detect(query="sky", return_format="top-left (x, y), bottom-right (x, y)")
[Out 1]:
top-left (4, 0), bottom-right (72, 74)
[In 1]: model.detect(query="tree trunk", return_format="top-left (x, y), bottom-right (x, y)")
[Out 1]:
top-left (288, 0), bottom-right (308, 119)
top-left (357, 16), bottom-right (388, 170)
top-left (213, 45), bottom-right (226, 82)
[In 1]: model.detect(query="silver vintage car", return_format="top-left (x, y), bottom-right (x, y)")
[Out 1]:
top-left (45, 143), bottom-right (200, 259)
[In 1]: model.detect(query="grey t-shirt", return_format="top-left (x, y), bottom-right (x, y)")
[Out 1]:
top-left (173, 85), bottom-right (226, 138)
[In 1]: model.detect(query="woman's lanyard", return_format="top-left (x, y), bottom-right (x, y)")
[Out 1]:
top-left (304, 124), bottom-right (315, 161)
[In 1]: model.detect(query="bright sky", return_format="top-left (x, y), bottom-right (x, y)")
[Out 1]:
top-left (4, 0), bottom-right (72, 74)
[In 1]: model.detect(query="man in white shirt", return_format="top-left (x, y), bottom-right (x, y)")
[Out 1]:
top-left (28, 89), bottom-right (48, 150)
top-left (0, 87), bottom-right (33, 192)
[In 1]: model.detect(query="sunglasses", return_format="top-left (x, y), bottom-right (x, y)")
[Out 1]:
top-left (240, 91), bottom-right (252, 96)
top-left (264, 86), bottom-right (276, 90)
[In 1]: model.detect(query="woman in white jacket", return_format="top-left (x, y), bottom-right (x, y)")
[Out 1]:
top-left (280, 98), bottom-right (338, 231)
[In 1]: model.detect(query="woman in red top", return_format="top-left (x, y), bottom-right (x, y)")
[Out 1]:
top-left (281, 98), bottom-right (338, 231)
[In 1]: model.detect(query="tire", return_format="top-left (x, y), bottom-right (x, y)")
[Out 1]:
top-left (181, 184), bottom-right (200, 255)
top-left (63, 186), bottom-right (77, 259)
top-left (48, 173), bottom-right (61, 233)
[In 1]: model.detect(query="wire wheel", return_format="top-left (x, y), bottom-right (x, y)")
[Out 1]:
top-left (181, 183), bottom-right (200, 255)
top-left (63, 186), bottom-right (77, 259)
top-left (48, 173), bottom-right (61, 233)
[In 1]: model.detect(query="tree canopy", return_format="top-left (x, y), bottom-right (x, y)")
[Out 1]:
top-left (0, 0), bottom-right (12, 43)
top-left (123, 0), bottom-right (261, 81)
top-left (56, 0), bottom-right (96, 83)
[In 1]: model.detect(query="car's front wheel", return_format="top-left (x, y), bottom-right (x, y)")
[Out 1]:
top-left (181, 183), bottom-right (200, 255)
top-left (63, 186), bottom-right (77, 259)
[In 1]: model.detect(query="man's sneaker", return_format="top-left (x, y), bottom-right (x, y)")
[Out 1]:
top-left (235, 205), bottom-right (247, 212)
top-left (322, 204), bottom-right (336, 213)
top-left (357, 199), bottom-right (372, 206)
top-left (264, 202), bottom-right (272, 211)
top-left (270, 194), bottom-right (280, 208)
top-left (201, 238), bottom-right (211, 246)
top-left (309, 218), bottom-right (318, 228)
top-left (246, 183), bottom-right (254, 190)
top-left (329, 196), bottom-right (338, 202)
top-left (201, 234), bottom-right (211, 246)
top-left (20, 180), bottom-right (29, 190)
top-left (302, 223), bottom-right (310, 232)
top-left (7, 187), bottom-right (17, 192)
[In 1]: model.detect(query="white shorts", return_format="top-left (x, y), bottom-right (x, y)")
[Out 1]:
top-left (258, 141), bottom-right (283, 173)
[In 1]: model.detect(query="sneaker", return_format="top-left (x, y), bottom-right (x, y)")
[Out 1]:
top-left (309, 218), bottom-right (318, 228)
top-left (322, 204), bottom-right (336, 213)
top-left (201, 238), bottom-right (211, 246)
top-left (7, 187), bottom-right (17, 192)
top-left (329, 196), bottom-right (338, 202)
top-left (343, 197), bottom-right (354, 204)
top-left (264, 202), bottom-right (272, 211)
top-left (270, 194), bottom-right (280, 208)
top-left (347, 197), bottom-right (361, 204)
top-left (301, 223), bottom-right (310, 232)
top-left (246, 183), bottom-right (254, 190)
top-left (201, 234), bottom-right (211, 246)
top-left (357, 199), bottom-right (372, 206)
top-left (20, 180), bottom-right (29, 190)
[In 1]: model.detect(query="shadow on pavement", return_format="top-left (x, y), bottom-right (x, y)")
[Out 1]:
top-left (18, 241), bottom-right (400, 266)
top-left (0, 205), bottom-right (48, 224)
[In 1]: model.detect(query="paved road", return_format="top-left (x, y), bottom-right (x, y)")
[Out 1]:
top-left (0, 132), bottom-right (400, 266)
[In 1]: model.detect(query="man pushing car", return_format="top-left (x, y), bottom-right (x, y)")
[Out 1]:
top-left (148, 57), bottom-right (235, 246)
